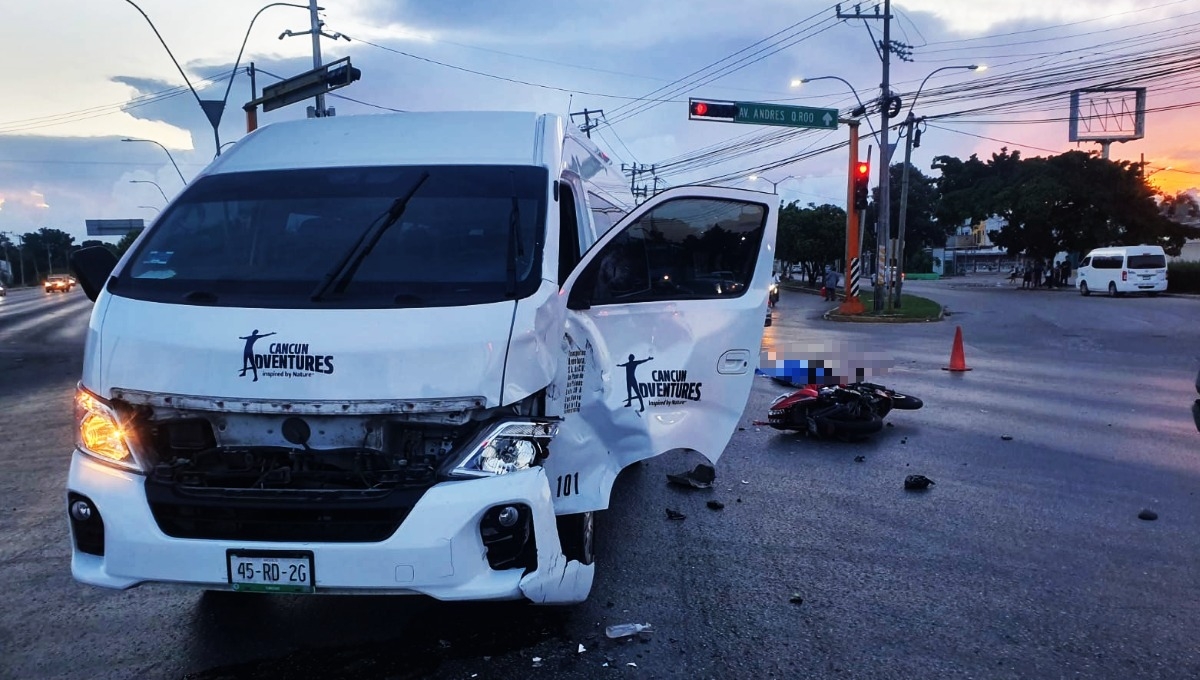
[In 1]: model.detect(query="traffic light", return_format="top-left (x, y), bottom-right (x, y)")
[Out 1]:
top-left (326, 64), bottom-right (362, 87)
top-left (853, 161), bottom-right (870, 210)
top-left (689, 99), bottom-right (739, 120)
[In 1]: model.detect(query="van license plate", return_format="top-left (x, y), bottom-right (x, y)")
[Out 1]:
top-left (227, 550), bottom-right (314, 593)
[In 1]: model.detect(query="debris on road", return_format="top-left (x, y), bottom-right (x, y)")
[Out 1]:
top-left (904, 474), bottom-right (935, 491)
top-left (578, 643), bottom-right (586, 654)
top-left (1139, 508), bottom-right (1159, 521)
top-left (853, 455), bottom-right (865, 463)
top-left (665, 508), bottom-right (686, 521)
top-left (532, 656), bottom-right (544, 668)
top-left (606, 623), bottom-right (653, 639)
top-left (901, 437), bottom-right (908, 444)
top-left (886, 422), bottom-right (894, 428)
top-left (789, 593), bottom-right (804, 604)
top-left (706, 500), bottom-right (725, 510)
top-left (1001, 435), bottom-right (1013, 441)
top-left (666, 463), bottom-right (716, 489)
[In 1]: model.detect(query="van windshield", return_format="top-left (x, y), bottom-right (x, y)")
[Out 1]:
top-left (1127, 254), bottom-right (1166, 269)
top-left (117, 165), bottom-right (548, 308)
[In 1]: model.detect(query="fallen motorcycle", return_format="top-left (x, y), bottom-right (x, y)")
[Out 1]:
top-left (767, 381), bottom-right (923, 441)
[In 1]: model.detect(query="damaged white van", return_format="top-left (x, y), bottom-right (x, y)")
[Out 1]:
top-left (67, 111), bottom-right (778, 604)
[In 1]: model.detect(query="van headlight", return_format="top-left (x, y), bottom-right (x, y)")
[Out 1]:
top-left (75, 386), bottom-right (144, 473)
top-left (451, 420), bottom-right (558, 478)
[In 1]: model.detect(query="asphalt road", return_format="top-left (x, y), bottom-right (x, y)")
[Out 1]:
top-left (1, 277), bottom-right (1198, 679)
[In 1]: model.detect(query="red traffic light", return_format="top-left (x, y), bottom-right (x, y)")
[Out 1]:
top-left (689, 99), bottom-right (738, 119)
top-left (856, 162), bottom-right (870, 176)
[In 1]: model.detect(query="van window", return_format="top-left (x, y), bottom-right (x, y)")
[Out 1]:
top-left (1092, 256), bottom-right (1123, 270)
top-left (117, 165), bottom-right (549, 308)
top-left (558, 183), bottom-right (581, 285)
top-left (587, 192), bottom-right (625, 239)
top-left (1127, 254), bottom-right (1166, 269)
top-left (576, 198), bottom-right (767, 306)
top-left (1079, 256), bottom-right (1091, 267)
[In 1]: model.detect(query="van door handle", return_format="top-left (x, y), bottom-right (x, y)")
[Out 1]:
top-left (718, 349), bottom-right (750, 375)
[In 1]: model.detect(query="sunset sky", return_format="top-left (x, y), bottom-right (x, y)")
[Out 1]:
top-left (2, 0), bottom-right (1197, 244)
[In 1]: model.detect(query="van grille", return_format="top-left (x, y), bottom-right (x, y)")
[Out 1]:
top-left (145, 481), bottom-right (426, 543)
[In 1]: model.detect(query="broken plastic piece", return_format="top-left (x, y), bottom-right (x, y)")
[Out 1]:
top-left (578, 643), bottom-right (586, 654)
top-left (789, 592), bottom-right (804, 604)
top-left (706, 500), bottom-right (725, 510)
top-left (1001, 435), bottom-right (1013, 441)
top-left (904, 474), bottom-right (934, 491)
top-left (666, 463), bottom-right (716, 489)
top-left (665, 508), bottom-right (686, 520)
top-left (606, 623), bottom-right (653, 639)
top-left (1138, 508), bottom-right (1158, 521)
top-left (853, 455), bottom-right (865, 463)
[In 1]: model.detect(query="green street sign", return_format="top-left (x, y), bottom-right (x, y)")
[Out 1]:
top-left (734, 102), bottom-right (839, 130)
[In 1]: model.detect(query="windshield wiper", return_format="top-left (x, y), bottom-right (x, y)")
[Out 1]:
top-left (311, 172), bottom-right (430, 301)
top-left (506, 171), bottom-right (526, 297)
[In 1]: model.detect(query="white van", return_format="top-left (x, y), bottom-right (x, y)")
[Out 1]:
top-left (1076, 245), bottom-right (1168, 296)
top-left (66, 112), bottom-right (778, 604)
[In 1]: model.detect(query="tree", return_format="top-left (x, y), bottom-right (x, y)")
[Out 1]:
top-left (777, 202), bottom-right (845, 286)
top-left (932, 149), bottom-right (1200, 258)
top-left (864, 162), bottom-right (944, 270)
top-left (115, 228), bottom-right (144, 257)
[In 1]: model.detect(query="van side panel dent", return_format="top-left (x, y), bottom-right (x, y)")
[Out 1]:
top-left (501, 281), bottom-right (564, 407)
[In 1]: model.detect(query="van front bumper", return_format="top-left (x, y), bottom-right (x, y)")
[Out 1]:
top-left (67, 451), bottom-right (593, 604)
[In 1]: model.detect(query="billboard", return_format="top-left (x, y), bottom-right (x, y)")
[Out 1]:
top-left (85, 219), bottom-right (144, 236)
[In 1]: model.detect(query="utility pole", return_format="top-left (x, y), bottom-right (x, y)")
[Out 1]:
top-left (622, 163), bottom-right (656, 204)
top-left (837, 1), bottom-right (895, 311)
top-left (308, 0), bottom-right (326, 117)
top-left (570, 109), bottom-right (602, 138)
top-left (893, 111), bottom-right (918, 308)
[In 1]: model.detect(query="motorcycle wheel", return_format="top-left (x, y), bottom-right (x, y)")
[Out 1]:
top-left (814, 411), bottom-right (884, 441)
top-left (890, 394), bottom-right (923, 410)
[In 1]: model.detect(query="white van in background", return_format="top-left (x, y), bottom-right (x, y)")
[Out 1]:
top-left (1076, 245), bottom-right (1168, 297)
top-left (65, 111), bottom-right (778, 605)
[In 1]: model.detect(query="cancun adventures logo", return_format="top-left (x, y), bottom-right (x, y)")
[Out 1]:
top-left (238, 329), bottom-right (335, 382)
top-left (617, 353), bottom-right (703, 415)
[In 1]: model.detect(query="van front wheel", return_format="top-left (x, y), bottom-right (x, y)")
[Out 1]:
top-left (1079, 282), bottom-right (1090, 296)
top-left (557, 511), bottom-right (594, 566)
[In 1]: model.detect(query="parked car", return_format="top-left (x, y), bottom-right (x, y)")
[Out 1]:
top-left (1077, 245), bottom-right (1167, 297)
top-left (0, 281), bottom-right (6, 296)
top-left (44, 275), bottom-right (74, 293)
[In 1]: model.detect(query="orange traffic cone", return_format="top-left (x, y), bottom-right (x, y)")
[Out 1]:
top-left (942, 325), bottom-right (972, 372)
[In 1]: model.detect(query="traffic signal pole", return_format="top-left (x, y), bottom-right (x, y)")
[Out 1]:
top-left (838, 119), bottom-right (865, 315)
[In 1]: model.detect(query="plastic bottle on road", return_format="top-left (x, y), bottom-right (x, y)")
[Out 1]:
top-left (605, 623), bottom-right (653, 639)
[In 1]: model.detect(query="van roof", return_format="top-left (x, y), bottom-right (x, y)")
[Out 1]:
top-left (1086, 245), bottom-right (1166, 255)
top-left (206, 112), bottom-right (549, 175)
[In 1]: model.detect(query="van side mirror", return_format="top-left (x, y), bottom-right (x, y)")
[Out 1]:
top-left (70, 246), bottom-right (119, 302)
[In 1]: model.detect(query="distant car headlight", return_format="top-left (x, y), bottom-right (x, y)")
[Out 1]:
top-left (75, 386), bottom-right (144, 473)
top-left (450, 420), bottom-right (558, 478)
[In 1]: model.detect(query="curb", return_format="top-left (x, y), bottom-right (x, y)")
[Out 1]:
top-left (822, 306), bottom-right (945, 324)
top-left (781, 282), bottom-right (945, 323)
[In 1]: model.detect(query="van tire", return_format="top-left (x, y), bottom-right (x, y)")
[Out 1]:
top-left (1079, 282), bottom-right (1090, 296)
top-left (1108, 282), bottom-right (1118, 297)
top-left (557, 511), bottom-right (594, 566)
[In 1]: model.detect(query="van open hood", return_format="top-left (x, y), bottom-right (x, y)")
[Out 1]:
top-left (88, 296), bottom-right (516, 407)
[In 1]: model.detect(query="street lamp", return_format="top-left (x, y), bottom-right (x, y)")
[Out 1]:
top-left (748, 174), bottom-right (798, 194)
top-left (129, 180), bottom-right (169, 204)
top-left (122, 138), bottom-right (187, 186)
top-left (137, 206), bottom-right (161, 214)
top-left (122, 1), bottom-right (314, 156)
top-left (893, 64), bottom-right (983, 308)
